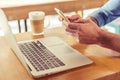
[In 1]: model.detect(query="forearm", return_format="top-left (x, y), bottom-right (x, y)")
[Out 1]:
top-left (98, 30), bottom-right (120, 52)
top-left (88, 0), bottom-right (120, 27)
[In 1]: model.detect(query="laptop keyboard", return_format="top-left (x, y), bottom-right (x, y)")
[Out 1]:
top-left (18, 40), bottom-right (65, 71)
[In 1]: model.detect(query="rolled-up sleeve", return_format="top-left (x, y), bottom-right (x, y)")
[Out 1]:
top-left (89, 0), bottom-right (120, 27)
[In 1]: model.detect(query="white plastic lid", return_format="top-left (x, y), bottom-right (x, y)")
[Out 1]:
top-left (29, 11), bottom-right (45, 20)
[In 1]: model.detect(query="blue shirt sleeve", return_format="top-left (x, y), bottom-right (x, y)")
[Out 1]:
top-left (89, 0), bottom-right (120, 27)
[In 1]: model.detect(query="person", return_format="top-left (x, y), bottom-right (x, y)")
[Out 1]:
top-left (62, 0), bottom-right (120, 52)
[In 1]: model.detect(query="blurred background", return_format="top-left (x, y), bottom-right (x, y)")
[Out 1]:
top-left (1, 0), bottom-right (118, 36)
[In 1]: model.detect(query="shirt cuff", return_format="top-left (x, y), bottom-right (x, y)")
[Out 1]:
top-left (89, 14), bottom-right (106, 27)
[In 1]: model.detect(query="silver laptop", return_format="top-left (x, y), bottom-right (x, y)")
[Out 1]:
top-left (0, 9), bottom-right (93, 78)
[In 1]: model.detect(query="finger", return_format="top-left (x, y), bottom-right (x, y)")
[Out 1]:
top-left (74, 18), bottom-right (89, 23)
top-left (62, 20), bottom-right (68, 27)
top-left (68, 22), bottom-right (80, 30)
top-left (66, 27), bottom-right (78, 33)
top-left (58, 16), bottom-right (62, 21)
top-left (58, 15), bottom-right (64, 21)
top-left (68, 15), bottom-right (81, 22)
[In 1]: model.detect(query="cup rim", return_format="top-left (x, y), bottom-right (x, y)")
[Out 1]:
top-left (29, 11), bottom-right (45, 20)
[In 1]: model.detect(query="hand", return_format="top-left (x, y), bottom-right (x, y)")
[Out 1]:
top-left (60, 14), bottom-right (84, 23)
top-left (68, 14), bottom-right (87, 23)
top-left (62, 14), bottom-right (88, 27)
top-left (66, 18), bottom-right (102, 44)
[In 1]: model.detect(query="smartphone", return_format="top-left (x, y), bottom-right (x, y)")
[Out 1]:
top-left (54, 8), bottom-right (69, 22)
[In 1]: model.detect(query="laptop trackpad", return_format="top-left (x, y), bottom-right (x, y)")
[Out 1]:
top-left (48, 43), bottom-right (75, 55)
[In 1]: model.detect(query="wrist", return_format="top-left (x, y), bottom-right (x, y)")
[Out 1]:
top-left (97, 30), bottom-right (112, 48)
top-left (87, 17), bottom-right (98, 25)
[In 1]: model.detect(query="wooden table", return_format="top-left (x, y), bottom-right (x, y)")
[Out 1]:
top-left (0, 0), bottom-right (108, 21)
top-left (0, 27), bottom-right (120, 80)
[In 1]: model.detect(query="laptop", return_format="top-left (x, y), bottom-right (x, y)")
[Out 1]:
top-left (0, 9), bottom-right (93, 78)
